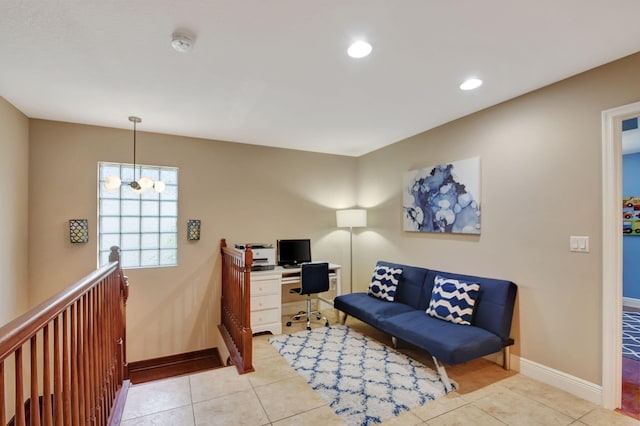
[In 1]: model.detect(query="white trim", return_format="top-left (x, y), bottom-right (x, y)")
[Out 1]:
top-left (601, 101), bottom-right (640, 409)
top-left (518, 357), bottom-right (602, 405)
top-left (623, 297), bottom-right (640, 309)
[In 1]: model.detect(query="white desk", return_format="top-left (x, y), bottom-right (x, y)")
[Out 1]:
top-left (249, 264), bottom-right (342, 335)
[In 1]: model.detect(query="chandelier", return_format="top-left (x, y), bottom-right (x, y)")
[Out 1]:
top-left (104, 116), bottom-right (166, 194)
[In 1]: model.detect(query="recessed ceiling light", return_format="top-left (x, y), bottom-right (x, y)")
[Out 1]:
top-left (171, 32), bottom-right (195, 53)
top-left (348, 41), bottom-right (372, 58)
top-left (460, 78), bottom-right (483, 91)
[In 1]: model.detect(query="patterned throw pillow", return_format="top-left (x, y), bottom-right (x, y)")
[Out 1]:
top-left (426, 275), bottom-right (480, 325)
top-left (368, 264), bottom-right (403, 302)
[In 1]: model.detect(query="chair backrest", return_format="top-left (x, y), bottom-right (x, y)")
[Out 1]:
top-left (300, 262), bottom-right (330, 295)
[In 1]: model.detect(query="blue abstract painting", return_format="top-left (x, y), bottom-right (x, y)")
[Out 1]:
top-left (403, 157), bottom-right (480, 234)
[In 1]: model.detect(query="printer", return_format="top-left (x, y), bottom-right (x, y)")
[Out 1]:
top-left (233, 243), bottom-right (276, 271)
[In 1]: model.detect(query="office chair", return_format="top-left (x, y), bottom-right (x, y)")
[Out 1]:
top-left (286, 262), bottom-right (330, 330)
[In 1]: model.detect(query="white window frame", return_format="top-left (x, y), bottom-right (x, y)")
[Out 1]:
top-left (98, 162), bottom-right (179, 269)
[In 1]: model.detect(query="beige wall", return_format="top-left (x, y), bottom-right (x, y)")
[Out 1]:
top-left (15, 51), bottom-right (640, 387)
top-left (0, 97), bottom-right (29, 326)
top-left (356, 52), bottom-right (640, 385)
top-left (27, 120), bottom-right (358, 362)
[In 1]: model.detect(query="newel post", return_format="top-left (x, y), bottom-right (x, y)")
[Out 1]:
top-left (109, 246), bottom-right (129, 380)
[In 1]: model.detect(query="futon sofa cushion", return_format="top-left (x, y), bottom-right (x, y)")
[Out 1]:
top-left (375, 261), bottom-right (429, 310)
top-left (426, 269), bottom-right (517, 342)
top-left (333, 292), bottom-right (415, 329)
top-left (381, 311), bottom-right (503, 365)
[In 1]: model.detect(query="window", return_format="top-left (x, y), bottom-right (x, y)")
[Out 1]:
top-left (98, 162), bottom-right (178, 268)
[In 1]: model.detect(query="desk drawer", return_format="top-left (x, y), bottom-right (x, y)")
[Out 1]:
top-left (251, 307), bottom-right (280, 326)
top-left (252, 278), bottom-right (280, 296)
top-left (251, 293), bottom-right (280, 311)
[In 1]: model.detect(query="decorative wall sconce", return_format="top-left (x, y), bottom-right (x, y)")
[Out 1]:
top-left (187, 219), bottom-right (201, 241)
top-left (69, 219), bottom-right (89, 243)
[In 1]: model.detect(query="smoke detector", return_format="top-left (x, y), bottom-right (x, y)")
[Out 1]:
top-left (171, 32), bottom-right (194, 53)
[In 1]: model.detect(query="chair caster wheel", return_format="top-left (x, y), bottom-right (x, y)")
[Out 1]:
top-left (325, 322), bottom-right (329, 327)
top-left (286, 322), bottom-right (292, 327)
top-left (307, 326), bottom-right (311, 331)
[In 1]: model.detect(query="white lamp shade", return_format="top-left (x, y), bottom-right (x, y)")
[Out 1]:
top-left (336, 209), bottom-right (367, 228)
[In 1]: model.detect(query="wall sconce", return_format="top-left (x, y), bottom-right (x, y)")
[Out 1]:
top-left (187, 219), bottom-right (201, 241)
top-left (69, 219), bottom-right (88, 243)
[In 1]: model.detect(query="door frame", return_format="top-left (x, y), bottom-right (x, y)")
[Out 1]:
top-left (601, 100), bottom-right (640, 409)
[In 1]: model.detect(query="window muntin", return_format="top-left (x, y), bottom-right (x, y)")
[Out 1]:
top-left (98, 163), bottom-right (178, 268)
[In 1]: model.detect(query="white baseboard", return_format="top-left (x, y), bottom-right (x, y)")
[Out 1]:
top-left (623, 297), bottom-right (640, 309)
top-left (516, 356), bottom-right (602, 405)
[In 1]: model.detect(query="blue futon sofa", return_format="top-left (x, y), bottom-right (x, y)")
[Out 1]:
top-left (333, 261), bottom-right (517, 391)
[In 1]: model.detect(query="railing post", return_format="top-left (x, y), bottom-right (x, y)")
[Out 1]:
top-left (110, 246), bottom-right (129, 381)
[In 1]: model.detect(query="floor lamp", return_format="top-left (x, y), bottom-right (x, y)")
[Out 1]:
top-left (336, 209), bottom-right (367, 293)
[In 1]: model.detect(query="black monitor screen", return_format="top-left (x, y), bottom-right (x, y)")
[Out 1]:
top-left (277, 239), bottom-right (311, 267)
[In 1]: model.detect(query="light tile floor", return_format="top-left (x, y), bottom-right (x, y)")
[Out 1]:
top-left (121, 312), bottom-right (640, 426)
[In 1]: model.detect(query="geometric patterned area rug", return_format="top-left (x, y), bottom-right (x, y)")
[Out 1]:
top-left (268, 325), bottom-right (454, 426)
top-left (623, 311), bottom-right (640, 361)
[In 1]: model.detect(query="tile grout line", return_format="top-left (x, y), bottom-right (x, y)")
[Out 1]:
top-left (188, 375), bottom-right (197, 426)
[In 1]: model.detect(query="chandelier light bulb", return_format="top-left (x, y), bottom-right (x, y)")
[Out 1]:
top-left (104, 175), bottom-right (122, 191)
top-left (138, 176), bottom-right (154, 190)
top-left (153, 180), bottom-right (166, 193)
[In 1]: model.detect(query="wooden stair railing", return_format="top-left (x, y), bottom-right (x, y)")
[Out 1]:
top-left (218, 239), bottom-right (254, 374)
top-left (0, 246), bottom-right (129, 426)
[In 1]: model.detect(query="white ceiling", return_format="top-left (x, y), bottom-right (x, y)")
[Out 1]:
top-left (2, 1), bottom-right (640, 157)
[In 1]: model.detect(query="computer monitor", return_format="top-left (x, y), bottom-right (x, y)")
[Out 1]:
top-left (277, 239), bottom-right (311, 267)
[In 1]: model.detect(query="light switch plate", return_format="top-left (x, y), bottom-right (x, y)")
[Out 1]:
top-left (569, 236), bottom-right (590, 253)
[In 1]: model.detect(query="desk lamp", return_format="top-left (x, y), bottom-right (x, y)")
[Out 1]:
top-left (336, 209), bottom-right (367, 293)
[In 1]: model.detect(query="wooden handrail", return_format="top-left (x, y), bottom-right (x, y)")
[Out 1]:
top-left (218, 239), bottom-right (254, 374)
top-left (0, 246), bottom-right (129, 426)
top-left (0, 263), bottom-right (120, 361)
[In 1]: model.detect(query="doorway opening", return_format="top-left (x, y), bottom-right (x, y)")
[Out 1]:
top-left (601, 101), bottom-right (640, 413)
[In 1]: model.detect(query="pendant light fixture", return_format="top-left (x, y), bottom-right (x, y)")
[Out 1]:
top-left (104, 116), bottom-right (166, 194)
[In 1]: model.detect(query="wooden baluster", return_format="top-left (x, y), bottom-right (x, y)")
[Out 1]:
top-left (42, 324), bottom-right (53, 426)
top-left (103, 281), bottom-right (109, 425)
top-left (62, 310), bottom-right (71, 426)
top-left (53, 317), bottom-right (63, 426)
top-left (86, 291), bottom-right (95, 424)
top-left (15, 347), bottom-right (25, 426)
top-left (81, 294), bottom-right (90, 425)
top-left (243, 246), bottom-right (253, 372)
top-left (106, 279), bottom-right (114, 423)
top-left (99, 283), bottom-right (106, 426)
top-left (96, 283), bottom-right (105, 426)
top-left (70, 304), bottom-right (79, 426)
top-left (30, 335), bottom-right (42, 426)
top-left (1, 360), bottom-right (6, 426)
top-left (107, 276), bottom-right (116, 402)
top-left (103, 280), bottom-right (111, 421)
top-left (78, 296), bottom-right (89, 424)
top-left (91, 288), bottom-right (98, 424)
top-left (120, 274), bottom-right (129, 382)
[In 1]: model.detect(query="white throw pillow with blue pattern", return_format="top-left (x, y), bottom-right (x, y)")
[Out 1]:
top-left (426, 275), bottom-right (480, 325)
top-left (368, 264), bottom-right (403, 302)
